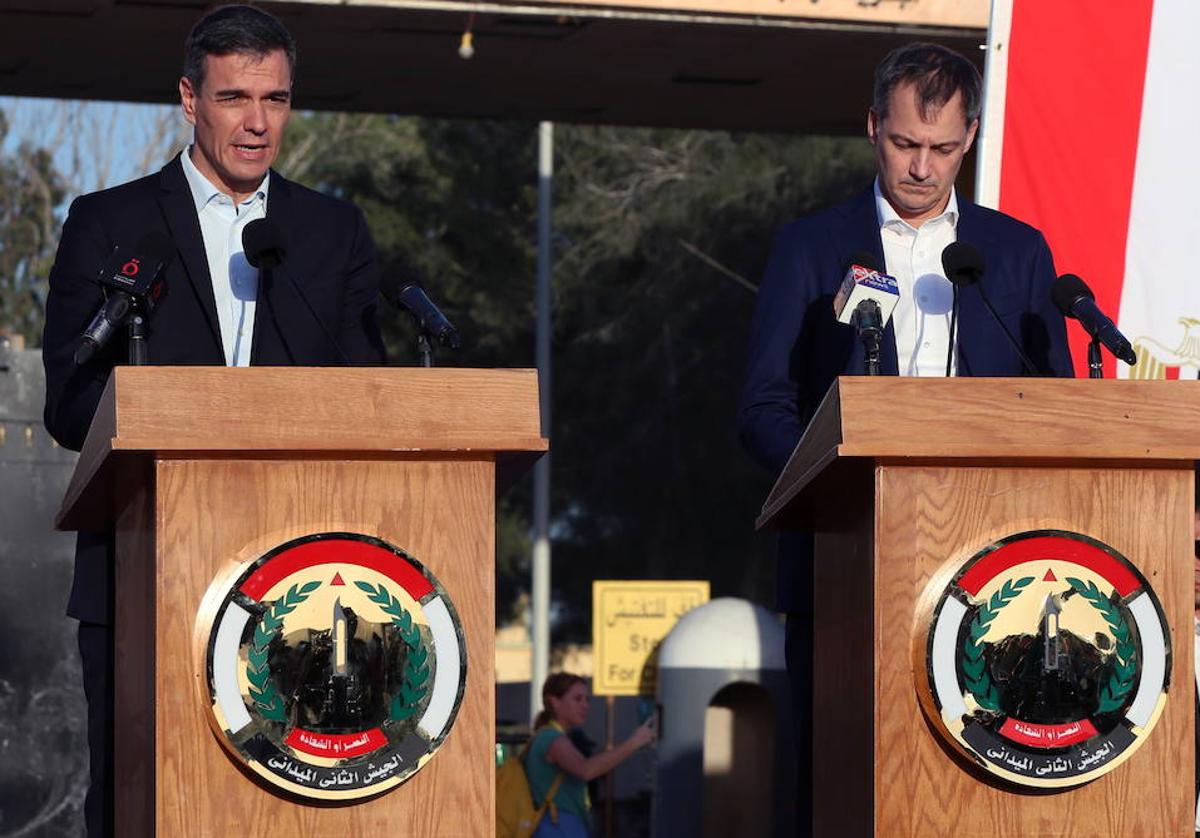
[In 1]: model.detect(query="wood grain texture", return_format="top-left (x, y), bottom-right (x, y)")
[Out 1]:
top-left (113, 458), bottom-right (155, 838)
top-left (57, 367), bottom-right (546, 530)
top-left (812, 491), bottom-right (875, 836)
top-left (873, 464), bottom-right (1193, 837)
top-left (836, 377), bottom-right (1200, 460)
top-left (757, 382), bottom-right (844, 530)
top-left (760, 378), bottom-right (1200, 531)
top-left (149, 458), bottom-right (495, 837)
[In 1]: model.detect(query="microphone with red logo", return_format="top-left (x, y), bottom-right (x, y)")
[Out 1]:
top-left (74, 232), bottom-right (175, 365)
top-left (833, 251), bottom-right (899, 375)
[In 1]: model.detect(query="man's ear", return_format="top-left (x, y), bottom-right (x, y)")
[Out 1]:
top-left (964, 117), bottom-right (980, 155)
top-left (179, 76), bottom-right (197, 126)
top-left (866, 108), bottom-right (879, 146)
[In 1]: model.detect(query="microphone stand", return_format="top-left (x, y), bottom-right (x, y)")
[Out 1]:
top-left (976, 285), bottom-right (1041, 376)
top-left (946, 286), bottom-right (959, 377)
top-left (1087, 336), bottom-right (1104, 379)
top-left (852, 299), bottom-right (883, 376)
top-left (127, 303), bottom-right (148, 366)
top-left (417, 332), bottom-right (434, 368)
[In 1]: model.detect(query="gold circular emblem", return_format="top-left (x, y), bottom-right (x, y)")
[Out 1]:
top-left (201, 532), bottom-right (467, 800)
top-left (921, 530), bottom-right (1170, 788)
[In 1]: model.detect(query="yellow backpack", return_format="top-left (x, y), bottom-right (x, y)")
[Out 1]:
top-left (496, 744), bottom-right (564, 838)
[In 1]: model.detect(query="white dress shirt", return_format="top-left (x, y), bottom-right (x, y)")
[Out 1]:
top-left (180, 148), bottom-right (269, 367)
top-left (874, 178), bottom-right (959, 377)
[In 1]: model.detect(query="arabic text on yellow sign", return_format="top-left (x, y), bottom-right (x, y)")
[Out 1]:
top-left (591, 581), bottom-right (710, 696)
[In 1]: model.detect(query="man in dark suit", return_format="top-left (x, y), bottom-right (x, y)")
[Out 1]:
top-left (41, 6), bottom-right (385, 836)
top-left (737, 43), bottom-right (1072, 835)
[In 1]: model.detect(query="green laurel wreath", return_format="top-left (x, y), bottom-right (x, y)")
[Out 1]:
top-left (1065, 577), bottom-right (1138, 713)
top-left (247, 580), bottom-right (322, 722)
top-left (354, 581), bottom-right (431, 721)
top-left (961, 576), bottom-right (1034, 712)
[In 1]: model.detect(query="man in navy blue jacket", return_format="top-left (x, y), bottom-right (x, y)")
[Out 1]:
top-left (42, 7), bottom-right (385, 836)
top-left (737, 43), bottom-right (1072, 835)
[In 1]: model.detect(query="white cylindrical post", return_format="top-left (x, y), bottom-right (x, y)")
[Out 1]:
top-left (531, 120), bottom-right (554, 723)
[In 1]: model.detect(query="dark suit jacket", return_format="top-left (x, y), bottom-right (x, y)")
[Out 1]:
top-left (42, 155), bottom-right (387, 623)
top-left (738, 186), bottom-right (1073, 612)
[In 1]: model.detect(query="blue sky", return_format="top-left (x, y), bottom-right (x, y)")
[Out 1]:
top-left (0, 97), bottom-right (190, 198)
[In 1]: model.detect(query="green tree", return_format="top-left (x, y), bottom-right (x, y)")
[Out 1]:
top-left (281, 115), bottom-right (875, 638)
top-left (0, 110), bottom-right (68, 343)
top-left (546, 127), bottom-right (873, 634)
top-left (279, 115), bottom-right (541, 613)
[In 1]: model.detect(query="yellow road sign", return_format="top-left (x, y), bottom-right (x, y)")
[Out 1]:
top-left (591, 580), bottom-right (709, 696)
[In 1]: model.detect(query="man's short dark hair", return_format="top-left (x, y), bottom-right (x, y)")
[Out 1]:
top-left (183, 4), bottom-right (297, 90)
top-left (872, 42), bottom-right (982, 126)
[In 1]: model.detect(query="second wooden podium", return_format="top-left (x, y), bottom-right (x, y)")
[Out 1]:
top-left (57, 367), bottom-right (546, 837)
top-left (758, 377), bottom-right (1195, 837)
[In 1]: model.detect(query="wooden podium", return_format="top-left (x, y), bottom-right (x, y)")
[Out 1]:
top-left (57, 367), bottom-right (546, 837)
top-left (758, 377), bottom-right (1195, 837)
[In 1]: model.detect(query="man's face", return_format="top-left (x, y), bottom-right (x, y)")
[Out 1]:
top-left (867, 82), bottom-right (978, 227)
top-left (179, 49), bottom-right (292, 201)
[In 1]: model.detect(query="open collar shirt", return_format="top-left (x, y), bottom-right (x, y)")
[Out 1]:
top-left (180, 147), bottom-right (269, 367)
top-left (875, 178), bottom-right (959, 377)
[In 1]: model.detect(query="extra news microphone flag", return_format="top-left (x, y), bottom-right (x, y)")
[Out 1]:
top-left (834, 252), bottom-right (898, 376)
top-left (833, 252), bottom-right (899, 327)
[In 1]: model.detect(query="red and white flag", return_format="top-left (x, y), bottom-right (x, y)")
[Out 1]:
top-left (977, 0), bottom-right (1200, 378)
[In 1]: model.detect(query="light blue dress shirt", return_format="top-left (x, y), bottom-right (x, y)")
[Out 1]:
top-left (180, 147), bottom-right (269, 367)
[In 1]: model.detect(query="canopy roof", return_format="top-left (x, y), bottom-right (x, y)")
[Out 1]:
top-left (0, 0), bottom-right (985, 133)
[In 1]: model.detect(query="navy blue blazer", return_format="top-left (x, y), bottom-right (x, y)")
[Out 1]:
top-left (738, 186), bottom-right (1073, 611)
top-left (42, 155), bottom-right (387, 623)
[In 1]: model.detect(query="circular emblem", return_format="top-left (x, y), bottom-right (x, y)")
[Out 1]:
top-left (202, 532), bottom-right (467, 800)
top-left (923, 530), bottom-right (1170, 788)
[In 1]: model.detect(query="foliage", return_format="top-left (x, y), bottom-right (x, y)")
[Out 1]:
top-left (0, 105), bottom-right (875, 640)
top-left (280, 116), bottom-right (875, 638)
top-left (0, 111), bottom-right (68, 343)
top-left (547, 127), bottom-right (872, 634)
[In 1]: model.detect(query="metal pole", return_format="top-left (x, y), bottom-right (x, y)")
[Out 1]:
top-left (531, 121), bottom-right (553, 723)
top-left (605, 695), bottom-right (615, 838)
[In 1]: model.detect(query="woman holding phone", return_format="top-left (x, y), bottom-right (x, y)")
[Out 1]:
top-left (525, 672), bottom-right (656, 837)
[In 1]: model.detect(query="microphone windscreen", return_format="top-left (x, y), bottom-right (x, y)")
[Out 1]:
top-left (1050, 273), bottom-right (1094, 316)
top-left (136, 231), bottom-right (176, 263)
top-left (941, 242), bottom-right (985, 287)
top-left (380, 275), bottom-right (416, 306)
top-left (844, 250), bottom-right (883, 274)
top-left (242, 219), bottom-right (287, 269)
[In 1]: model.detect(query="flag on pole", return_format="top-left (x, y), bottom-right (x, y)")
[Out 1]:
top-left (977, 0), bottom-right (1200, 378)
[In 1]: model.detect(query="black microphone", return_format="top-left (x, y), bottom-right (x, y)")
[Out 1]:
top-left (940, 241), bottom-right (984, 287)
top-left (382, 277), bottom-right (462, 350)
top-left (1050, 274), bottom-right (1137, 366)
top-left (940, 242), bottom-right (982, 377)
top-left (832, 252), bottom-right (896, 376)
top-left (242, 218), bottom-right (351, 365)
top-left (942, 242), bottom-right (1041, 376)
top-left (74, 232), bottom-right (174, 365)
top-left (242, 216), bottom-right (286, 270)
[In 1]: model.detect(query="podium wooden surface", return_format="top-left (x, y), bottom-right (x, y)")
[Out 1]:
top-left (57, 367), bottom-right (547, 838)
top-left (758, 377), bottom-right (1196, 837)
